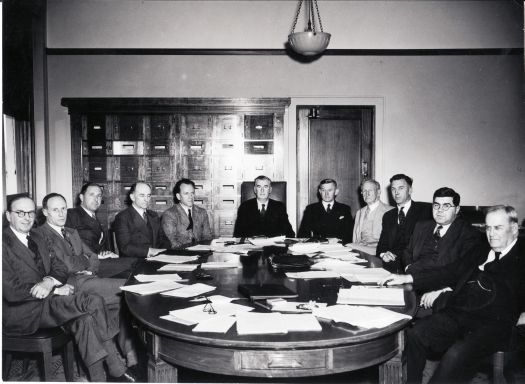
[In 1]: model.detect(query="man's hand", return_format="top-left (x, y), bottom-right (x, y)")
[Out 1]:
top-left (419, 288), bottom-right (452, 309)
top-left (54, 284), bottom-right (75, 296)
top-left (98, 250), bottom-right (119, 259)
top-left (380, 251), bottom-right (397, 262)
top-left (147, 248), bottom-right (166, 257)
top-left (30, 278), bottom-right (55, 299)
top-left (380, 274), bottom-right (413, 286)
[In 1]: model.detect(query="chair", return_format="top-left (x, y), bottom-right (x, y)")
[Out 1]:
top-left (240, 181), bottom-right (287, 205)
top-left (3, 327), bottom-right (75, 381)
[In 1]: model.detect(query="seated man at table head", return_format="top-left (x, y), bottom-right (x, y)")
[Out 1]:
top-left (351, 179), bottom-right (393, 250)
top-left (233, 175), bottom-right (295, 238)
top-left (2, 195), bottom-right (136, 382)
top-left (113, 181), bottom-right (170, 258)
top-left (382, 187), bottom-right (484, 297)
top-left (298, 178), bottom-right (353, 243)
top-left (161, 178), bottom-right (213, 248)
top-left (35, 192), bottom-right (138, 368)
top-left (405, 205), bottom-right (524, 384)
top-left (377, 174), bottom-right (432, 272)
top-left (65, 182), bottom-right (117, 258)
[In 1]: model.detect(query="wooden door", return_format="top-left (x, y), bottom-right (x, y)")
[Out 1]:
top-left (297, 106), bottom-right (374, 224)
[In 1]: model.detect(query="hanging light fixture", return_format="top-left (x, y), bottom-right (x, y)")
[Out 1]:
top-left (288, 0), bottom-right (331, 56)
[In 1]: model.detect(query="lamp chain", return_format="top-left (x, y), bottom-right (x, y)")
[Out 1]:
top-left (309, 0), bottom-right (316, 32)
top-left (290, 0), bottom-right (304, 34)
top-left (314, 0), bottom-right (324, 32)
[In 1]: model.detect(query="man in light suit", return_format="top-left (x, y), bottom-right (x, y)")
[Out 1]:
top-left (234, 175), bottom-right (295, 238)
top-left (351, 179), bottom-right (393, 253)
top-left (403, 206), bottom-right (525, 383)
top-left (35, 192), bottom-right (137, 368)
top-left (66, 182), bottom-right (117, 257)
top-left (3, 196), bottom-right (135, 382)
top-left (113, 181), bottom-right (170, 258)
top-left (161, 178), bottom-right (213, 248)
top-left (298, 178), bottom-right (353, 243)
top-left (377, 174), bottom-right (432, 272)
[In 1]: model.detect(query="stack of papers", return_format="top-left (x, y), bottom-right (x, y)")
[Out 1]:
top-left (120, 281), bottom-right (185, 295)
top-left (211, 238), bottom-right (241, 246)
top-left (313, 305), bottom-right (411, 329)
top-left (158, 264), bottom-right (199, 272)
top-left (269, 300), bottom-right (328, 313)
top-left (286, 270), bottom-right (342, 279)
top-left (186, 244), bottom-right (213, 252)
top-left (248, 236), bottom-right (286, 247)
top-left (201, 262), bottom-right (240, 269)
top-left (147, 255), bottom-right (199, 264)
top-left (337, 287), bottom-right (405, 306)
top-left (162, 301), bottom-right (253, 326)
top-left (135, 273), bottom-right (183, 282)
top-left (288, 242), bottom-right (321, 254)
top-left (345, 243), bottom-right (377, 256)
top-left (214, 243), bottom-right (261, 254)
top-left (311, 259), bottom-right (366, 271)
top-left (192, 316), bottom-right (237, 333)
top-left (342, 268), bottom-right (391, 284)
top-left (236, 312), bottom-right (322, 335)
top-left (161, 282), bottom-right (216, 298)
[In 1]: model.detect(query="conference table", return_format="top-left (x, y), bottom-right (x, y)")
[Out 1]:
top-left (125, 245), bottom-right (416, 383)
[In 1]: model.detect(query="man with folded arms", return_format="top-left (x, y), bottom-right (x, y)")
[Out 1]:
top-left (377, 174), bottom-right (432, 272)
top-left (404, 206), bottom-right (524, 383)
top-left (3, 196), bottom-right (135, 382)
top-left (162, 178), bottom-right (213, 248)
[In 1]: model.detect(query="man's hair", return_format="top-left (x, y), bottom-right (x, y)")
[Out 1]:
top-left (433, 187), bottom-right (460, 206)
top-left (129, 181), bottom-right (151, 195)
top-left (6, 193), bottom-right (32, 211)
top-left (390, 174), bottom-right (413, 186)
top-left (254, 175), bottom-right (272, 185)
top-left (485, 205), bottom-right (518, 224)
top-left (360, 178), bottom-right (380, 191)
top-left (42, 193), bottom-right (67, 209)
top-left (318, 178), bottom-right (338, 189)
top-left (174, 179), bottom-right (196, 195)
top-left (79, 182), bottom-right (102, 195)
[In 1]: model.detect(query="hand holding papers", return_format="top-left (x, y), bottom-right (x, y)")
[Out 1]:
top-left (337, 287), bottom-right (405, 306)
top-left (120, 281), bottom-right (185, 295)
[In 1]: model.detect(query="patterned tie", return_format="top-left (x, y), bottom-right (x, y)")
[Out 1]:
top-left (326, 204), bottom-right (331, 213)
top-left (61, 228), bottom-right (74, 252)
top-left (398, 207), bottom-right (406, 226)
top-left (26, 235), bottom-right (45, 274)
top-left (187, 209), bottom-right (194, 230)
top-left (433, 225), bottom-right (443, 241)
top-left (260, 204), bottom-right (266, 217)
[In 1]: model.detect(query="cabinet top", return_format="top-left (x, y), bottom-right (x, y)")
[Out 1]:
top-left (61, 97), bottom-right (291, 114)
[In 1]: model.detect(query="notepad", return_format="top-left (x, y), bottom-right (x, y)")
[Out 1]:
top-left (337, 287), bottom-right (405, 306)
top-left (120, 281), bottom-right (185, 295)
top-left (161, 283), bottom-right (216, 298)
top-left (134, 273), bottom-right (183, 282)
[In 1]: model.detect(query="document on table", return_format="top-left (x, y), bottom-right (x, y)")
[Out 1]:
top-left (345, 243), bottom-right (377, 256)
top-left (320, 251), bottom-right (363, 262)
top-left (286, 270), bottom-right (342, 279)
top-left (186, 244), bottom-right (213, 251)
top-left (161, 282), bottom-right (216, 298)
top-left (341, 268), bottom-right (391, 284)
top-left (212, 243), bottom-right (261, 254)
top-left (313, 305), bottom-right (411, 329)
top-left (120, 281), bottom-right (185, 295)
top-left (248, 236), bottom-right (286, 247)
top-left (337, 287), bottom-right (405, 306)
top-left (164, 301), bottom-right (253, 326)
top-left (311, 259), bottom-right (366, 271)
top-left (211, 238), bottom-right (241, 246)
top-left (157, 264), bottom-right (199, 272)
top-left (236, 312), bottom-right (288, 335)
top-left (200, 262), bottom-right (240, 269)
top-left (269, 300), bottom-right (327, 313)
top-left (191, 315), bottom-right (237, 333)
top-left (134, 273), bottom-right (183, 282)
top-left (147, 255), bottom-right (199, 264)
top-left (282, 314), bottom-right (322, 332)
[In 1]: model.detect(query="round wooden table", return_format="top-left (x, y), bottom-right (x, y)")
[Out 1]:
top-left (125, 248), bottom-right (416, 383)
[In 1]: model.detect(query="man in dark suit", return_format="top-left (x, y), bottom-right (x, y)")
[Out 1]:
top-left (405, 205), bottom-right (525, 383)
top-left (382, 187), bottom-right (483, 296)
top-left (298, 178), bottom-right (353, 243)
top-left (66, 182), bottom-right (117, 257)
top-left (377, 174), bottom-right (432, 272)
top-left (35, 192), bottom-right (137, 368)
top-left (113, 181), bottom-right (170, 258)
top-left (3, 196), bottom-right (135, 382)
top-left (234, 175), bottom-right (295, 238)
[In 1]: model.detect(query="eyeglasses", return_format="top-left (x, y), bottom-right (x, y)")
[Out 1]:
top-left (11, 210), bottom-right (36, 218)
top-left (432, 203), bottom-right (455, 211)
top-left (197, 296), bottom-right (217, 314)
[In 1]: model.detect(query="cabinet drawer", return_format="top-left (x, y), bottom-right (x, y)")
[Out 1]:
top-left (213, 115), bottom-right (242, 139)
top-left (181, 115), bottom-right (212, 139)
top-left (244, 114), bottom-right (274, 140)
top-left (83, 141), bottom-right (107, 156)
top-left (148, 157), bottom-right (174, 182)
top-left (236, 350), bottom-right (328, 371)
top-left (214, 211), bottom-right (236, 237)
top-left (151, 182), bottom-right (172, 196)
top-left (117, 157), bottom-right (141, 182)
top-left (212, 156), bottom-right (240, 180)
top-left (244, 141), bottom-right (273, 155)
top-left (213, 182), bottom-right (238, 197)
top-left (113, 115), bottom-right (143, 140)
top-left (182, 140), bottom-right (210, 156)
top-left (242, 155), bottom-right (275, 180)
top-left (112, 141), bottom-right (144, 156)
top-left (150, 115), bottom-right (171, 140)
top-left (86, 114), bottom-right (107, 142)
top-left (214, 197), bottom-right (238, 210)
top-left (151, 196), bottom-right (172, 211)
top-left (211, 141), bottom-right (240, 156)
top-left (193, 181), bottom-right (212, 197)
top-left (85, 157), bottom-right (109, 182)
top-left (182, 156), bottom-right (211, 180)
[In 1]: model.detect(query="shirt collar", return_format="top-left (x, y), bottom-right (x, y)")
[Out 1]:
top-left (480, 238), bottom-right (517, 270)
top-left (179, 203), bottom-right (192, 215)
top-left (322, 201), bottom-right (334, 210)
top-left (132, 204), bottom-right (145, 217)
top-left (435, 222), bottom-right (452, 236)
top-left (81, 205), bottom-right (96, 218)
top-left (493, 238), bottom-right (518, 258)
top-left (257, 199), bottom-right (269, 211)
top-left (398, 199), bottom-right (412, 213)
top-left (47, 222), bottom-right (65, 237)
top-left (367, 200), bottom-right (380, 212)
top-left (10, 227), bottom-right (30, 246)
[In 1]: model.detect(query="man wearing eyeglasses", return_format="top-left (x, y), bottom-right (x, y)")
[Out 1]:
top-left (3, 196), bottom-right (136, 382)
top-left (381, 187), bottom-right (483, 301)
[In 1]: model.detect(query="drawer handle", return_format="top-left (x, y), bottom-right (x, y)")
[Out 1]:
top-left (91, 145), bottom-right (103, 150)
top-left (222, 200), bottom-right (234, 205)
top-left (195, 184), bottom-right (203, 190)
top-left (223, 185), bottom-right (234, 190)
top-left (155, 200), bottom-right (167, 205)
top-left (155, 186), bottom-right (167, 190)
top-left (224, 220), bottom-right (233, 226)
top-left (268, 359), bottom-right (302, 369)
top-left (190, 145), bottom-right (202, 150)
top-left (222, 144), bottom-right (234, 149)
top-left (123, 144), bottom-right (135, 149)
top-left (195, 200), bottom-right (203, 205)
top-left (94, 167), bottom-right (103, 171)
top-left (253, 145), bottom-right (265, 149)
top-left (255, 125), bottom-right (263, 130)
top-left (255, 165), bottom-right (264, 170)
top-left (154, 145), bottom-right (166, 150)
top-left (124, 186), bottom-right (132, 191)
top-left (224, 166), bottom-right (233, 171)
top-left (93, 125), bottom-right (101, 130)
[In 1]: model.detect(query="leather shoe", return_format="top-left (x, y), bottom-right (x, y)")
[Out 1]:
top-left (108, 369), bottom-right (137, 382)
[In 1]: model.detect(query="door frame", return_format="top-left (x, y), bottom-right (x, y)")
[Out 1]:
top-left (284, 97), bottom-right (385, 231)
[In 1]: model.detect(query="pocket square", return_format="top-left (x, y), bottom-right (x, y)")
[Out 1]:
top-left (339, 216), bottom-right (344, 220)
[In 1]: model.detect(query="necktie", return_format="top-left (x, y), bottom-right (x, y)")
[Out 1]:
top-left (398, 207), bottom-right (406, 226)
top-left (260, 204), bottom-right (266, 217)
top-left (142, 211), bottom-right (148, 223)
top-left (494, 252), bottom-right (501, 262)
top-left (27, 235), bottom-right (45, 273)
top-left (364, 206), bottom-right (370, 220)
top-left (433, 225), bottom-right (443, 241)
top-left (326, 204), bottom-right (331, 213)
top-left (187, 209), bottom-right (194, 230)
top-left (61, 228), bottom-right (74, 252)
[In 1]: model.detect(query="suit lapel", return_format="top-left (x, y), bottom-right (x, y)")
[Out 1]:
top-left (41, 223), bottom-right (71, 257)
top-left (6, 229), bottom-right (43, 275)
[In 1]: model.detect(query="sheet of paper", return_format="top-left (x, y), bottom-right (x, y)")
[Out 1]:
top-left (346, 243), bottom-right (377, 256)
top-left (236, 312), bottom-right (288, 335)
top-left (320, 251), bottom-right (363, 262)
top-left (120, 281), bottom-right (185, 295)
top-left (211, 238), bottom-right (241, 246)
top-left (157, 264), bottom-right (199, 272)
top-left (286, 271), bottom-right (341, 279)
top-left (282, 314), bottom-right (322, 332)
top-left (311, 259), bottom-right (365, 271)
top-left (161, 283), bottom-right (216, 298)
top-left (341, 268), bottom-right (391, 284)
top-left (146, 255), bottom-right (199, 264)
top-left (186, 244), bottom-right (213, 251)
top-left (212, 243), bottom-right (261, 254)
top-left (337, 287), bottom-right (405, 306)
top-left (313, 305), bottom-right (411, 329)
top-left (134, 273), bottom-right (183, 282)
top-left (192, 315), bottom-right (237, 333)
top-left (200, 262), bottom-right (240, 270)
top-left (248, 236), bottom-right (286, 247)
top-left (189, 295), bottom-right (237, 303)
top-left (270, 301), bottom-right (328, 313)
top-left (167, 301), bottom-right (253, 326)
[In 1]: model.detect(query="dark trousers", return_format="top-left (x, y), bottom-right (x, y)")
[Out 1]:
top-left (39, 291), bottom-right (119, 367)
top-left (407, 309), bottom-right (512, 384)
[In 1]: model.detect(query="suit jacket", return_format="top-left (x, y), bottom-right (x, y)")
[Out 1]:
top-left (297, 201), bottom-right (353, 243)
top-left (112, 206), bottom-right (170, 258)
top-left (234, 198), bottom-right (295, 238)
top-left (161, 204), bottom-right (213, 248)
top-left (65, 206), bottom-right (110, 254)
top-left (376, 201), bottom-right (432, 272)
top-left (2, 227), bottom-right (69, 335)
top-left (34, 223), bottom-right (100, 274)
top-left (405, 217), bottom-right (484, 292)
top-left (352, 201), bottom-right (393, 245)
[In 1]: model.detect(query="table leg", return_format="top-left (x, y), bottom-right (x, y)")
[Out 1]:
top-left (147, 356), bottom-right (178, 383)
top-left (379, 330), bottom-right (406, 384)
